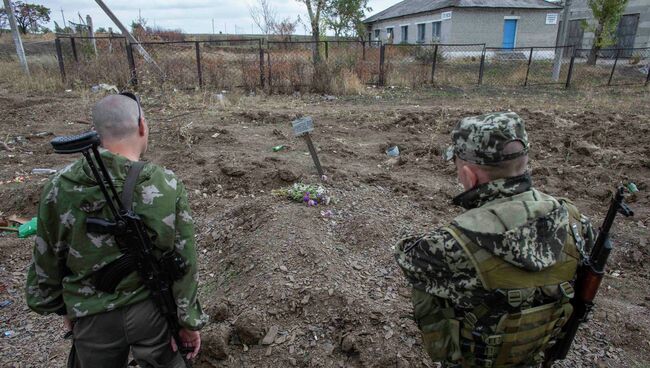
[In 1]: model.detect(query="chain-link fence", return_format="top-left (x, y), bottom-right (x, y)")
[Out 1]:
top-left (571, 47), bottom-right (650, 87)
top-left (482, 46), bottom-right (574, 87)
top-left (56, 35), bottom-right (130, 87)
top-left (5, 35), bottom-right (649, 92)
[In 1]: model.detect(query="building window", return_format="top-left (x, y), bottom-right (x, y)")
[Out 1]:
top-left (417, 24), bottom-right (425, 43)
top-left (401, 25), bottom-right (409, 43)
top-left (432, 21), bottom-right (441, 40)
top-left (386, 27), bottom-right (394, 43)
top-left (374, 29), bottom-right (380, 40)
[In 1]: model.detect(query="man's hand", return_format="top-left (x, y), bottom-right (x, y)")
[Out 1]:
top-left (63, 316), bottom-right (74, 332)
top-left (171, 328), bottom-right (201, 360)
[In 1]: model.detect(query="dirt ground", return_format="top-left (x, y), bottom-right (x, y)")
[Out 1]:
top-left (0, 83), bottom-right (648, 368)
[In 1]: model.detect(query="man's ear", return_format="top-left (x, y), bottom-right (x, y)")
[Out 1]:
top-left (460, 165), bottom-right (479, 190)
top-left (138, 118), bottom-right (146, 137)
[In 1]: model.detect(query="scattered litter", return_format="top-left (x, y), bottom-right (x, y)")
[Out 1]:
top-left (65, 89), bottom-right (73, 93)
top-left (31, 169), bottom-right (58, 175)
top-left (211, 132), bottom-right (221, 138)
top-left (272, 183), bottom-right (331, 206)
top-left (91, 84), bottom-right (119, 94)
top-left (0, 300), bottom-right (12, 308)
top-left (3, 330), bottom-right (15, 338)
top-left (272, 145), bottom-right (286, 152)
top-left (386, 146), bottom-right (400, 157)
top-left (320, 210), bottom-right (334, 218)
top-left (627, 182), bottom-right (639, 193)
top-left (18, 217), bottom-right (38, 238)
top-left (0, 176), bottom-right (29, 186)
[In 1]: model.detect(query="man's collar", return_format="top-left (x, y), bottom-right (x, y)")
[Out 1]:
top-left (452, 174), bottom-right (533, 210)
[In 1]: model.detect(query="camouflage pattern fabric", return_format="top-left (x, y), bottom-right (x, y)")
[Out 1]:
top-left (444, 112), bottom-right (529, 166)
top-left (25, 150), bottom-right (208, 330)
top-left (395, 175), bottom-right (595, 366)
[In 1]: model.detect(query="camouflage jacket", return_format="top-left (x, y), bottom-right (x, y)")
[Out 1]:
top-left (25, 150), bottom-right (208, 330)
top-left (395, 174), bottom-right (595, 364)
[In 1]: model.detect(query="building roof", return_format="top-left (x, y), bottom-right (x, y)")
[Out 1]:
top-left (364, 0), bottom-right (562, 23)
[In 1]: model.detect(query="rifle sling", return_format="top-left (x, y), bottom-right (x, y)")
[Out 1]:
top-left (93, 161), bottom-right (146, 293)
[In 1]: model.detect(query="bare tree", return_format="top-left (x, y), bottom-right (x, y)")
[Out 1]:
top-left (249, 0), bottom-right (276, 35)
top-left (297, 0), bottom-right (327, 63)
top-left (273, 17), bottom-right (298, 42)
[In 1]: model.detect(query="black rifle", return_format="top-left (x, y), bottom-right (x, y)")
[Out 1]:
top-left (544, 187), bottom-right (634, 366)
top-left (51, 131), bottom-right (193, 367)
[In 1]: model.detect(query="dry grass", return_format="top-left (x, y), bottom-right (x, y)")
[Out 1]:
top-left (0, 57), bottom-right (63, 92)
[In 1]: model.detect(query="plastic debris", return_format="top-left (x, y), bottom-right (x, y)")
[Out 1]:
top-left (386, 146), bottom-right (400, 157)
top-left (272, 145), bottom-right (286, 152)
top-left (0, 300), bottom-right (12, 308)
top-left (91, 84), bottom-right (119, 94)
top-left (18, 217), bottom-right (38, 238)
top-left (3, 330), bottom-right (15, 338)
top-left (320, 210), bottom-right (334, 218)
top-left (627, 182), bottom-right (639, 193)
top-left (31, 168), bottom-right (58, 175)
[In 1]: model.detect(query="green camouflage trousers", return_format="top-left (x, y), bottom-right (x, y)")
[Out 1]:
top-left (72, 299), bottom-right (185, 368)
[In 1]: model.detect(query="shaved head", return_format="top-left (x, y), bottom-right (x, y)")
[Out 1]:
top-left (92, 95), bottom-right (142, 143)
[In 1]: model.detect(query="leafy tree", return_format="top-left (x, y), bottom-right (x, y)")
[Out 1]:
top-left (12, 1), bottom-right (51, 34)
top-left (323, 0), bottom-right (371, 39)
top-left (96, 26), bottom-right (107, 33)
top-left (585, 0), bottom-right (628, 65)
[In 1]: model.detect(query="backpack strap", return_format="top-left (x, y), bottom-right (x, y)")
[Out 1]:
top-left (121, 161), bottom-right (146, 211)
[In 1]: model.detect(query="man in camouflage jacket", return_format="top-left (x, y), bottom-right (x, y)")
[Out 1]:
top-left (395, 112), bottom-right (595, 367)
top-left (25, 94), bottom-right (208, 367)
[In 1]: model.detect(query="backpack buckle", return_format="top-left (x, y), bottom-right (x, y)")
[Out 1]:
top-left (464, 312), bottom-right (478, 328)
top-left (507, 290), bottom-right (523, 307)
top-left (484, 335), bottom-right (503, 346)
top-left (559, 282), bottom-right (575, 299)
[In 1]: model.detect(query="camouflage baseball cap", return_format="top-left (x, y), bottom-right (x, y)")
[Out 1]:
top-left (444, 112), bottom-right (529, 165)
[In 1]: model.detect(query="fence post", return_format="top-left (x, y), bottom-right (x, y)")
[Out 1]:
top-left (430, 44), bottom-right (439, 85)
top-left (379, 44), bottom-right (386, 86)
top-left (267, 52), bottom-right (272, 92)
top-left (259, 47), bottom-right (265, 88)
top-left (126, 43), bottom-right (138, 86)
top-left (524, 47), bottom-right (534, 87)
top-left (362, 41), bottom-right (366, 61)
top-left (194, 41), bottom-right (203, 88)
top-left (607, 48), bottom-right (620, 86)
top-left (478, 47), bottom-right (486, 85)
top-left (54, 38), bottom-right (66, 83)
top-left (565, 50), bottom-right (576, 89)
top-left (646, 61), bottom-right (650, 86)
top-left (325, 41), bottom-right (329, 60)
top-left (70, 37), bottom-right (78, 62)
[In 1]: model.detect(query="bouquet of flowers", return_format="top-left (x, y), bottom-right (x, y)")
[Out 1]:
top-left (272, 183), bottom-right (331, 206)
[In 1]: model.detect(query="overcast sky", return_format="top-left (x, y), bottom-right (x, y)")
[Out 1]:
top-left (38, 0), bottom-right (396, 35)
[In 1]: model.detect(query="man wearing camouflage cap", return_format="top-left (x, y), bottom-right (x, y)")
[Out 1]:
top-left (395, 112), bottom-right (595, 367)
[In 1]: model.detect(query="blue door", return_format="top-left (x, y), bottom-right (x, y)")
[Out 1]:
top-left (502, 19), bottom-right (518, 49)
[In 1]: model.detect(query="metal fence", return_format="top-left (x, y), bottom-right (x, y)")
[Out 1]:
top-left (19, 36), bottom-right (650, 92)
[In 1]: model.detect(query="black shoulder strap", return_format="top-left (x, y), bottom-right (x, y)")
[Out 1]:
top-left (121, 161), bottom-right (146, 211)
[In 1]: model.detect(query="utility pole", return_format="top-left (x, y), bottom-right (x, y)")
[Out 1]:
top-left (3, 0), bottom-right (29, 76)
top-left (61, 8), bottom-right (67, 29)
top-left (94, 0), bottom-right (163, 75)
top-left (212, 18), bottom-right (215, 35)
top-left (552, 0), bottom-right (572, 81)
top-left (87, 15), bottom-right (97, 56)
